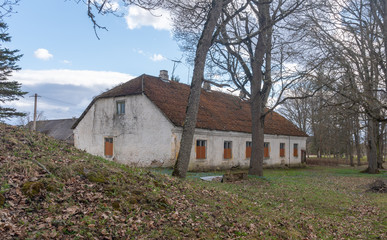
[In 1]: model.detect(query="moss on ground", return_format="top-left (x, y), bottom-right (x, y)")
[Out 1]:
top-left (0, 123), bottom-right (386, 239)
top-left (21, 181), bottom-right (45, 198)
top-left (0, 193), bottom-right (5, 206)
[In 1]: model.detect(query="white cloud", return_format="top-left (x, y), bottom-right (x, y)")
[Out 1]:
top-left (39, 101), bottom-right (70, 112)
top-left (4, 69), bottom-right (136, 125)
top-left (125, 6), bottom-right (172, 31)
top-left (109, 1), bottom-right (119, 11)
top-left (10, 98), bottom-right (70, 113)
top-left (150, 54), bottom-right (166, 62)
top-left (34, 48), bottom-right (53, 60)
top-left (11, 69), bottom-right (134, 89)
top-left (134, 49), bottom-right (167, 62)
top-left (62, 60), bottom-right (71, 64)
top-left (9, 98), bottom-right (33, 108)
top-left (77, 98), bottom-right (92, 109)
top-left (133, 48), bottom-right (145, 56)
top-left (91, 0), bottom-right (119, 11)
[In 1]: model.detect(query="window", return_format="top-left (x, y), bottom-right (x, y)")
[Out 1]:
top-left (196, 140), bottom-right (206, 159)
top-left (264, 142), bottom-right (270, 158)
top-left (293, 143), bottom-right (298, 157)
top-left (116, 101), bottom-right (125, 115)
top-left (280, 143), bottom-right (285, 157)
top-left (104, 138), bottom-right (113, 157)
top-left (246, 141), bottom-right (252, 158)
top-left (224, 141), bottom-right (232, 159)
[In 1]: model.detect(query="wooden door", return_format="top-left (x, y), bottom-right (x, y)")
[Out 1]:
top-left (104, 138), bottom-right (113, 157)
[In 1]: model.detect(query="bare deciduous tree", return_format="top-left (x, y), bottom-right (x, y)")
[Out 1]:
top-left (303, 0), bottom-right (386, 173)
top-left (172, 0), bottom-right (231, 178)
top-left (205, 0), bottom-right (311, 176)
top-left (84, 0), bottom-right (233, 178)
top-left (18, 111), bottom-right (46, 127)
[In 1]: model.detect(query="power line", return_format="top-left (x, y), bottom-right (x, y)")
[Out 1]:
top-left (39, 95), bottom-right (75, 106)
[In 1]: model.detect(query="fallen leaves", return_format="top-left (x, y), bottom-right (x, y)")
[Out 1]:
top-left (0, 123), bottom-right (386, 239)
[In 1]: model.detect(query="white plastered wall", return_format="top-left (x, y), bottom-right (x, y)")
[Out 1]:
top-left (74, 94), bottom-right (307, 170)
top-left (262, 134), bottom-right (307, 166)
top-left (73, 94), bottom-right (176, 167)
top-left (172, 128), bottom-right (307, 171)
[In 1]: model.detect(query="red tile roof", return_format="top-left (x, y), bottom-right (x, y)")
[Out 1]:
top-left (73, 74), bottom-right (308, 137)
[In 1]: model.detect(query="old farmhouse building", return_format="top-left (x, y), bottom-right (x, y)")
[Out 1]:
top-left (27, 118), bottom-right (77, 145)
top-left (72, 72), bottom-right (308, 171)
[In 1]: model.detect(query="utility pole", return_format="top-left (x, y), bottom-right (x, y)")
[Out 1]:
top-left (30, 93), bottom-right (40, 131)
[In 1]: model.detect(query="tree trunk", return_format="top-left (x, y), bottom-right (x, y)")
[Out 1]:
top-left (249, 88), bottom-right (264, 176)
top-left (248, 0), bottom-right (270, 176)
top-left (354, 119), bottom-right (362, 166)
top-left (172, 0), bottom-right (224, 178)
top-left (377, 122), bottom-right (385, 169)
top-left (349, 141), bottom-right (354, 167)
top-left (365, 118), bottom-right (379, 173)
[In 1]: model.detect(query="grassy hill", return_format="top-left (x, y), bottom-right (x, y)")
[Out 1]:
top-left (0, 123), bottom-right (386, 239)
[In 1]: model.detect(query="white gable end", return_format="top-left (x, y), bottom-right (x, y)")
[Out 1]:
top-left (74, 94), bottom-right (176, 167)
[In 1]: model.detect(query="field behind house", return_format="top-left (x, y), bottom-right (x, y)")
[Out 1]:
top-left (0, 123), bottom-right (386, 239)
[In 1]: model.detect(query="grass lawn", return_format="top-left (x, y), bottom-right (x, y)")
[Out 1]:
top-left (1, 123), bottom-right (386, 239)
top-left (154, 166), bottom-right (387, 239)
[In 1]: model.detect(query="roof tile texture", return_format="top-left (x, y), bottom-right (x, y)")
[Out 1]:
top-left (75, 74), bottom-right (307, 137)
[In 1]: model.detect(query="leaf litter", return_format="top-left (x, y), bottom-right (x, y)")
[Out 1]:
top-left (0, 123), bottom-right (386, 239)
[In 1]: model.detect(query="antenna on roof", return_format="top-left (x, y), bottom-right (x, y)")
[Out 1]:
top-left (169, 56), bottom-right (182, 81)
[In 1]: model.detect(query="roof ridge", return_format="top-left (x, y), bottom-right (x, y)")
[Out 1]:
top-left (72, 73), bottom-right (308, 137)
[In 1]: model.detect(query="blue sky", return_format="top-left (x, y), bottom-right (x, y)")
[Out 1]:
top-left (4, 0), bottom-right (191, 124)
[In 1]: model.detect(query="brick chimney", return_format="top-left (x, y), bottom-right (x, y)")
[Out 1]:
top-left (203, 81), bottom-right (211, 91)
top-left (239, 91), bottom-right (246, 99)
top-left (159, 70), bottom-right (169, 82)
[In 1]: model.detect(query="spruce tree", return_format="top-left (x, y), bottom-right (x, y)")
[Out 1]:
top-left (0, 20), bottom-right (26, 120)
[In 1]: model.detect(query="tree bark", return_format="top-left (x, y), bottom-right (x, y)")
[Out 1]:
top-left (172, 0), bottom-right (224, 178)
top-left (354, 117), bottom-right (362, 166)
top-left (365, 118), bottom-right (379, 173)
top-left (248, 0), bottom-right (270, 176)
top-left (249, 84), bottom-right (265, 176)
top-left (354, 131), bottom-right (361, 166)
top-left (377, 122), bottom-right (385, 169)
top-left (349, 141), bottom-right (354, 167)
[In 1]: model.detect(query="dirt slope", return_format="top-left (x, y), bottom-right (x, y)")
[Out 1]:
top-left (1, 123), bottom-right (385, 239)
top-left (0, 124), bottom-right (250, 239)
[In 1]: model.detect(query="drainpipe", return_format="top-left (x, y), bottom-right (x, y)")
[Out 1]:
top-left (288, 136), bottom-right (291, 166)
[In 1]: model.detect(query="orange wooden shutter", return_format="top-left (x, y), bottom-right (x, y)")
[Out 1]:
top-left (196, 141), bottom-right (206, 159)
top-left (224, 149), bottom-right (231, 159)
top-left (280, 148), bottom-right (285, 157)
top-left (264, 146), bottom-right (269, 158)
top-left (201, 146), bottom-right (206, 159)
top-left (196, 145), bottom-right (202, 159)
top-left (293, 144), bottom-right (298, 157)
top-left (105, 139), bottom-right (113, 156)
top-left (246, 146), bottom-right (251, 158)
top-left (293, 148), bottom-right (298, 157)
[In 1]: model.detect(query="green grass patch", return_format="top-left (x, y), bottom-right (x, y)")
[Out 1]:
top-left (0, 123), bottom-right (386, 239)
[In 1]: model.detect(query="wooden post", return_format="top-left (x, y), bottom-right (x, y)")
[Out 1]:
top-left (32, 93), bottom-right (38, 131)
